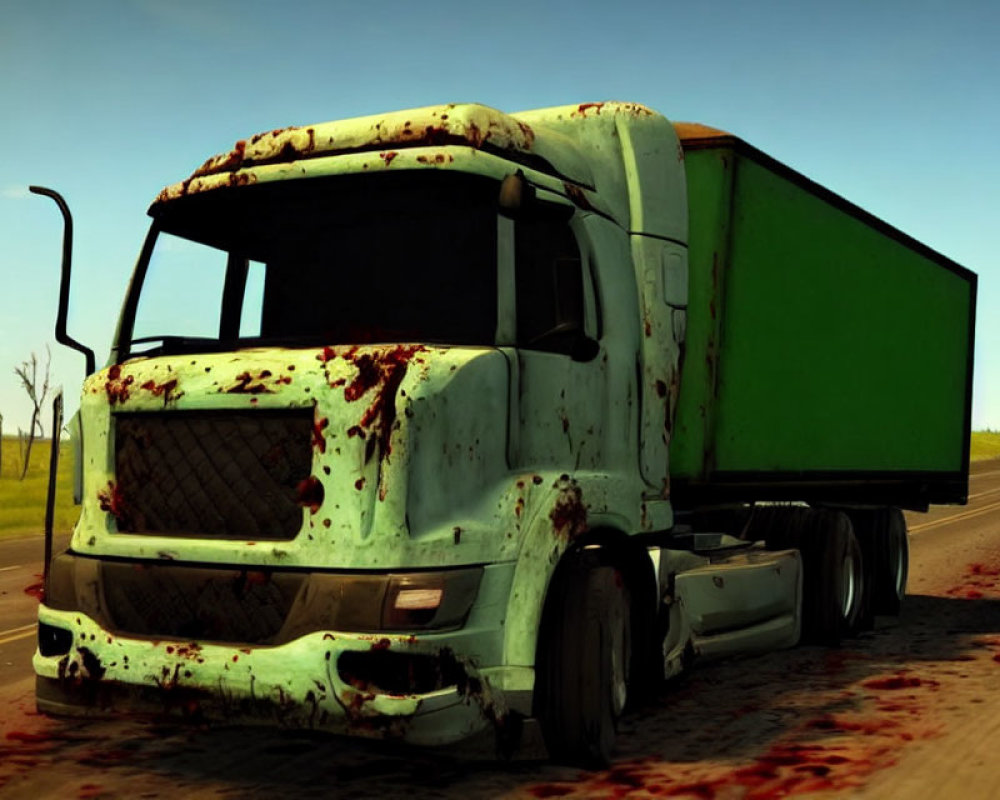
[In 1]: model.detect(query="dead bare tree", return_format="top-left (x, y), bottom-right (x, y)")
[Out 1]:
top-left (14, 348), bottom-right (51, 480)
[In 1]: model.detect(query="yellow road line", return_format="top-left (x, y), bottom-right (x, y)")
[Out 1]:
top-left (910, 499), bottom-right (1000, 534)
top-left (0, 623), bottom-right (37, 646)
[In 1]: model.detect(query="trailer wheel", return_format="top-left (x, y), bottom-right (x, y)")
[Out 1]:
top-left (844, 507), bottom-right (908, 620)
top-left (535, 564), bottom-right (631, 767)
top-left (871, 508), bottom-right (908, 616)
top-left (841, 510), bottom-right (877, 631)
top-left (800, 510), bottom-right (865, 643)
top-left (744, 507), bottom-right (864, 643)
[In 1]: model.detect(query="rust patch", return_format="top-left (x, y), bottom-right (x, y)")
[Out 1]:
top-left (336, 346), bottom-right (427, 463)
top-left (159, 105), bottom-right (550, 207)
top-left (97, 481), bottom-right (129, 525)
top-left (344, 355), bottom-right (383, 402)
top-left (227, 171), bottom-right (257, 189)
top-left (563, 182), bottom-right (593, 211)
top-left (192, 138), bottom-right (246, 178)
top-left (139, 378), bottom-right (180, 404)
top-left (295, 476), bottom-right (325, 514)
top-left (165, 642), bottom-right (204, 662)
top-left (77, 647), bottom-right (106, 680)
top-left (104, 365), bottom-right (134, 404)
top-left (358, 347), bottom-right (419, 461)
top-left (516, 119), bottom-right (536, 147)
top-left (312, 416), bottom-right (329, 453)
top-left (416, 153), bottom-right (455, 165)
top-left (225, 371), bottom-right (275, 394)
top-left (317, 346), bottom-right (337, 363)
top-left (568, 102), bottom-right (652, 119)
top-left (549, 477), bottom-right (587, 539)
top-left (340, 687), bottom-right (378, 723)
top-left (250, 127), bottom-right (295, 146)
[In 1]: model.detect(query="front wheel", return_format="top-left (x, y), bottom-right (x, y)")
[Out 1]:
top-left (535, 564), bottom-right (631, 767)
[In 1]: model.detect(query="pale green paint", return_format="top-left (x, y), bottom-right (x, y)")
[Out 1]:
top-left (57, 102), bottom-right (689, 743)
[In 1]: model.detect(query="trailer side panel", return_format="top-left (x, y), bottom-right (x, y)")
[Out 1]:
top-left (671, 139), bottom-right (975, 508)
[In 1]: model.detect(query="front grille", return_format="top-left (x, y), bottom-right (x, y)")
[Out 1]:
top-left (114, 410), bottom-right (313, 540)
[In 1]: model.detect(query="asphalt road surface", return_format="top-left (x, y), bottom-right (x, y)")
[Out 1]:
top-left (3, 465), bottom-right (1000, 798)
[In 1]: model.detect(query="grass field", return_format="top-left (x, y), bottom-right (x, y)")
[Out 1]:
top-left (2, 432), bottom-right (999, 540)
top-left (970, 431), bottom-right (1000, 462)
top-left (0, 436), bottom-right (77, 540)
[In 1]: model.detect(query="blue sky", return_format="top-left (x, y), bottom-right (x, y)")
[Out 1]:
top-left (1, 0), bottom-right (997, 433)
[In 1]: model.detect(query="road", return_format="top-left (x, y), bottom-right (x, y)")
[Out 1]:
top-left (0, 534), bottom-right (70, 696)
top-left (2, 465), bottom-right (1000, 798)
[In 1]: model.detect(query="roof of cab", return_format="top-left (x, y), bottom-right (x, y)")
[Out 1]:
top-left (156, 103), bottom-right (596, 203)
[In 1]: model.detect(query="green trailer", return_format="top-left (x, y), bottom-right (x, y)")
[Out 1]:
top-left (671, 123), bottom-right (975, 510)
top-left (29, 102), bottom-right (975, 767)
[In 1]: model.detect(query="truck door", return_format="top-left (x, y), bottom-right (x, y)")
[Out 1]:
top-left (504, 201), bottom-right (609, 474)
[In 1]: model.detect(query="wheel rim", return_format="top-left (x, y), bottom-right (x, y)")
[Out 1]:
top-left (610, 585), bottom-right (630, 717)
top-left (890, 530), bottom-right (906, 597)
top-left (611, 635), bottom-right (627, 716)
top-left (840, 552), bottom-right (858, 619)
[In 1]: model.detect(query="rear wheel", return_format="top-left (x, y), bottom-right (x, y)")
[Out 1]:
top-left (535, 564), bottom-right (631, 767)
top-left (809, 513), bottom-right (865, 642)
top-left (845, 506), bottom-right (908, 619)
top-left (869, 508), bottom-right (908, 615)
top-left (745, 506), bottom-right (865, 643)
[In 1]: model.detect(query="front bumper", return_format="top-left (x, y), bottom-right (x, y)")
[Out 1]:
top-left (33, 605), bottom-right (515, 747)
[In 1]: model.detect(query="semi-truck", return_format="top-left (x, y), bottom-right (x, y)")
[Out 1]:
top-left (30, 101), bottom-right (976, 766)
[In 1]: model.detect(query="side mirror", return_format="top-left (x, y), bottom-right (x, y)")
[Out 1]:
top-left (29, 186), bottom-right (96, 377)
top-left (498, 171), bottom-right (536, 218)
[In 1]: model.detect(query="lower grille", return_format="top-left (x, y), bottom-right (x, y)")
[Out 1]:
top-left (114, 410), bottom-right (313, 540)
top-left (101, 561), bottom-right (299, 643)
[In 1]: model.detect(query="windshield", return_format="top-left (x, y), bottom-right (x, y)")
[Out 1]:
top-left (122, 172), bottom-right (500, 358)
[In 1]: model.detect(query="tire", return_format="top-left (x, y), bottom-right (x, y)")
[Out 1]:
top-left (871, 508), bottom-right (908, 615)
top-left (804, 510), bottom-right (865, 643)
top-left (744, 506), bottom-right (865, 644)
top-left (844, 507), bottom-right (908, 618)
top-left (842, 510), bottom-right (877, 631)
top-left (535, 564), bottom-right (631, 767)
